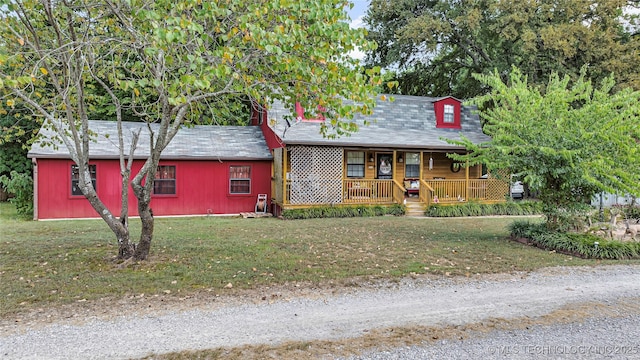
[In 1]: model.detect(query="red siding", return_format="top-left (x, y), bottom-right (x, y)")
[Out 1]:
top-left (34, 158), bottom-right (272, 219)
top-left (433, 97), bottom-right (462, 129)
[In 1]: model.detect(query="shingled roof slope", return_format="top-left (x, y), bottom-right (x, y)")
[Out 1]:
top-left (266, 94), bottom-right (490, 150)
top-left (28, 120), bottom-right (273, 161)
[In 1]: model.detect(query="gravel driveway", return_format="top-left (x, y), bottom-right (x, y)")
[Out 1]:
top-left (1, 265), bottom-right (639, 359)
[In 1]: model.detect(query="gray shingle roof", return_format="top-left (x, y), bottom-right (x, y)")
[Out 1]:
top-left (266, 94), bottom-right (491, 150)
top-left (28, 120), bottom-right (273, 161)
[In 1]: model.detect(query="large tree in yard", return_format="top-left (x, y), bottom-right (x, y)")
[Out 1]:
top-left (0, 0), bottom-right (381, 260)
top-left (364, 0), bottom-right (640, 98)
top-left (453, 68), bottom-right (640, 230)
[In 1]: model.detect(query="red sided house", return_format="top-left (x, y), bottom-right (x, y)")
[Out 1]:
top-left (254, 95), bottom-right (508, 216)
top-left (28, 121), bottom-right (272, 220)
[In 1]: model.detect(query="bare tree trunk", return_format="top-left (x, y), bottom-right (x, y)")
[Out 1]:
top-left (134, 205), bottom-right (154, 260)
top-left (88, 62), bottom-right (140, 260)
top-left (118, 237), bottom-right (135, 259)
top-left (130, 141), bottom-right (160, 261)
top-left (115, 135), bottom-right (138, 260)
top-left (117, 218), bottom-right (135, 259)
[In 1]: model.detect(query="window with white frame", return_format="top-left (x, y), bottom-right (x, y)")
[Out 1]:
top-left (346, 151), bottom-right (365, 178)
top-left (444, 104), bottom-right (455, 123)
top-left (154, 165), bottom-right (176, 195)
top-left (230, 165), bottom-right (251, 194)
top-left (404, 153), bottom-right (420, 178)
top-left (71, 164), bottom-right (96, 196)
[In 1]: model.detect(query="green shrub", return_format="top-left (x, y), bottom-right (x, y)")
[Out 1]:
top-left (425, 200), bottom-right (543, 217)
top-left (0, 170), bottom-right (33, 217)
top-left (386, 204), bottom-right (405, 216)
top-left (509, 220), bottom-right (546, 239)
top-left (281, 204), bottom-right (405, 219)
top-left (508, 221), bottom-right (640, 260)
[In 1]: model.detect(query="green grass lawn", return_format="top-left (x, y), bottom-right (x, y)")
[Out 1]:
top-left (0, 202), bottom-right (629, 317)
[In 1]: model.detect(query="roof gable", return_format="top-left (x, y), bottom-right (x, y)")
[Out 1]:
top-left (433, 96), bottom-right (462, 103)
top-left (266, 94), bottom-right (490, 150)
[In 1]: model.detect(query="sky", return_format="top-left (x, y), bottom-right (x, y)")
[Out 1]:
top-left (346, 0), bottom-right (369, 60)
top-left (348, 0), bottom-right (368, 29)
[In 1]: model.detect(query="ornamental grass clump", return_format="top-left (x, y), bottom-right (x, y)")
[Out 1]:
top-left (282, 204), bottom-right (405, 219)
top-left (425, 200), bottom-right (542, 217)
top-left (508, 220), bottom-right (640, 260)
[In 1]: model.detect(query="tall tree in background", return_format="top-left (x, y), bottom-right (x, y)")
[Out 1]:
top-left (365, 0), bottom-right (640, 98)
top-left (0, 105), bottom-right (38, 209)
top-left (0, 106), bottom-right (38, 178)
top-left (451, 67), bottom-right (640, 229)
top-left (0, 0), bottom-right (381, 260)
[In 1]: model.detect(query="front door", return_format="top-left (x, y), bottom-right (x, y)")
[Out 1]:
top-left (376, 153), bottom-right (393, 179)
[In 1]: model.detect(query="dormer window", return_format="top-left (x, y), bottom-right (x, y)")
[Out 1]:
top-left (444, 105), bottom-right (454, 123)
top-left (434, 97), bottom-right (461, 129)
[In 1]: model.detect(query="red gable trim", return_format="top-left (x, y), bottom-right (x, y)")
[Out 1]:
top-left (249, 101), bottom-right (284, 150)
top-left (433, 97), bottom-right (462, 129)
top-left (295, 102), bottom-right (325, 122)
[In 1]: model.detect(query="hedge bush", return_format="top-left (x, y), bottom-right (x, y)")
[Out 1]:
top-left (425, 200), bottom-right (543, 217)
top-left (508, 220), bottom-right (640, 260)
top-left (281, 204), bottom-right (405, 219)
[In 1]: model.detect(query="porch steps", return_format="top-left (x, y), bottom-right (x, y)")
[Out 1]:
top-left (404, 198), bottom-right (426, 217)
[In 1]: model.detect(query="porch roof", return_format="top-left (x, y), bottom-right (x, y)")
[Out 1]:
top-left (28, 120), bottom-right (273, 161)
top-left (267, 94), bottom-right (491, 150)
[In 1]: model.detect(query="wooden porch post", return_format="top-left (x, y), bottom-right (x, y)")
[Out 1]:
top-left (393, 150), bottom-right (397, 182)
top-left (420, 151), bottom-right (429, 206)
top-left (465, 154), bottom-right (469, 201)
top-left (419, 152), bottom-right (424, 180)
top-left (283, 148), bottom-right (288, 205)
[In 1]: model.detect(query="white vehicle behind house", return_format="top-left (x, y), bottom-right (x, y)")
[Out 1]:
top-left (511, 181), bottom-right (525, 199)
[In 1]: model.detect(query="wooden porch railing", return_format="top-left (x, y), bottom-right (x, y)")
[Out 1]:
top-left (419, 180), bottom-right (434, 206)
top-left (426, 179), bottom-right (467, 202)
top-left (283, 178), bottom-right (508, 206)
top-left (425, 179), bottom-right (508, 203)
top-left (392, 179), bottom-right (406, 204)
top-left (343, 179), bottom-right (399, 204)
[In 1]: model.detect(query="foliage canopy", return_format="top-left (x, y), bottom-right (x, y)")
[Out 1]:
top-left (364, 0), bottom-right (640, 98)
top-left (0, 0), bottom-right (382, 259)
top-left (452, 67), bottom-right (640, 228)
top-left (0, 105), bottom-right (38, 177)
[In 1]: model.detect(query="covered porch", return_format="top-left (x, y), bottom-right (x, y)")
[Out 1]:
top-left (272, 146), bottom-right (508, 211)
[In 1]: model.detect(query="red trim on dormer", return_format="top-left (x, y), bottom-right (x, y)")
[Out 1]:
top-left (433, 97), bottom-right (462, 129)
top-left (295, 102), bottom-right (325, 122)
